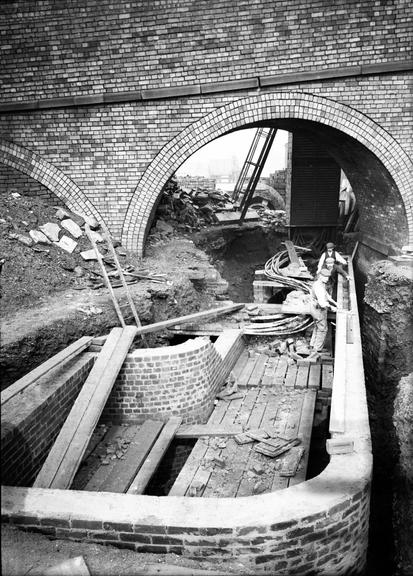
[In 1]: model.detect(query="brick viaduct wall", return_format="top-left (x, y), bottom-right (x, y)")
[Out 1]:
top-left (0, 1), bottom-right (412, 256)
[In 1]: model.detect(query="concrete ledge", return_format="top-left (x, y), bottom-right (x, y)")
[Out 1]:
top-left (0, 60), bottom-right (410, 112)
top-left (201, 78), bottom-right (259, 94)
top-left (260, 65), bottom-right (362, 87)
top-left (142, 85), bottom-right (201, 100)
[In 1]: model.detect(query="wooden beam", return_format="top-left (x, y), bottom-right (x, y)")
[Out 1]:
top-left (34, 326), bottom-right (138, 489)
top-left (329, 311), bottom-right (347, 434)
top-left (289, 390), bottom-right (317, 486)
top-left (127, 416), bottom-right (182, 495)
top-left (1, 336), bottom-right (93, 405)
top-left (99, 420), bottom-right (165, 493)
top-left (133, 303), bottom-right (244, 336)
top-left (283, 240), bottom-right (301, 265)
top-left (176, 424), bottom-right (243, 438)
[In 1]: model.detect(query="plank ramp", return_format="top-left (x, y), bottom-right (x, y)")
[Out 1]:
top-left (99, 420), bottom-right (165, 493)
top-left (34, 326), bottom-right (138, 489)
top-left (127, 416), bottom-right (182, 495)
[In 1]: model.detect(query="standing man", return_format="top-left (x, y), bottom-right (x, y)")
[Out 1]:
top-left (317, 242), bottom-right (349, 281)
top-left (308, 268), bottom-right (338, 360)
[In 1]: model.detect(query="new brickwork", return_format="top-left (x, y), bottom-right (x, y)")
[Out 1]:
top-left (102, 331), bottom-right (244, 424)
top-left (1, 354), bottom-right (95, 487)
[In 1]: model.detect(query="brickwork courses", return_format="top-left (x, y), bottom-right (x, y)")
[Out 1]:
top-left (0, 0), bottom-right (412, 255)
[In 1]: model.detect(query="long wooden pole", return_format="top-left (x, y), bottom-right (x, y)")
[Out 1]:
top-left (84, 224), bottom-right (125, 327)
top-left (100, 222), bottom-right (148, 346)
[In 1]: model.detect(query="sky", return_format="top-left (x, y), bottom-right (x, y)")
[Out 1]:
top-left (176, 128), bottom-right (289, 178)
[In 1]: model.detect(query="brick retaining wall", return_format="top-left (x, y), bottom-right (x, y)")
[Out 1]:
top-left (1, 354), bottom-right (95, 487)
top-left (2, 455), bottom-right (371, 574)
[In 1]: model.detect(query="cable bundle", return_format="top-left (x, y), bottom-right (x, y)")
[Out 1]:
top-left (244, 246), bottom-right (314, 336)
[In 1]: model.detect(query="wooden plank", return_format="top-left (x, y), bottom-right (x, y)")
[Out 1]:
top-left (279, 446), bottom-right (305, 477)
top-left (51, 327), bottom-right (138, 490)
top-left (81, 425), bottom-right (137, 492)
top-left (274, 355), bottom-right (288, 386)
top-left (322, 363), bottom-right (334, 390)
top-left (248, 354), bottom-right (268, 387)
top-left (330, 311), bottom-right (346, 433)
top-left (176, 424), bottom-right (243, 438)
top-left (231, 349), bottom-right (249, 379)
top-left (270, 392), bottom-right (302, 491)
top-left (284, 240), bottom-right (301, 265)
top-left (260, 356), bottom-right (278, 387)
top-left (346, 313), bottom-right (355, 344)
top-left (134, 304), bottom-right (244, 336)
top-left (1, 337), bottom-right (93, 405)
top-left (168, 439), bottom-right (210, 496)
top-left (128, 417), bottom-right (182, 495)
top-left (34, 326), bottom-right (137, 489)
top-left (100, 420), bottom-right (165, 493)
top-left (295, 364), bottom-right (310, 389)
top-left (207, 396), bottom-right (230, 426)
top-left (34, 328), bottom-right (123, 488)
top-left (284, 363), bottom-right (298, 388)
top-left (237, 355), bottom-right (259, 387)
top-left (308, 363), bottom-right (322, 390)
top-left (290, 390), bottom-right (317, 486)
top-left (237, 389), bottom-right (278, 496)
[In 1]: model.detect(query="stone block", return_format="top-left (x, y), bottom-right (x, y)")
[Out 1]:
top-left (61, 219), bottom-right (83, 239)
top-left (29, 230), bottom-right (51, 244)
top-left (54, 235), bottom-right (77, 253)
top-left (80, 249), bottom-right (98, 261)
top-left (39, 222), bottom-right (60, 242)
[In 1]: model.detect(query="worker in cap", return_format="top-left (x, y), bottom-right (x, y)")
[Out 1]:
top-left (317, 241), bottom-right (350, 281)
top-left (308, 268), bottom-right (338, 360)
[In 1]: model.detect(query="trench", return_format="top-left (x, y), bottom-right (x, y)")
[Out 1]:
top-left (2, 220), bottom-right (410, 574)
top-left (191, 226), bottom-right (411, 576)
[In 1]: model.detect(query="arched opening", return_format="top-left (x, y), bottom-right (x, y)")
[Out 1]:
top-left (122, 92), bottom-right (412, 255)
top-left (0, 139), bottom-right (102, 223)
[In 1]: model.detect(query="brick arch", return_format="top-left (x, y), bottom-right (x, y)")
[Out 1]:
top-left (0, 139), bottom-right (102, 222)
top-left (122, 91), bottom-right (413, 254)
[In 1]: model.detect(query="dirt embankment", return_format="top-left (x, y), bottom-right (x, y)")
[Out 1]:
top-left (0, 191), bottom-right (229, 389)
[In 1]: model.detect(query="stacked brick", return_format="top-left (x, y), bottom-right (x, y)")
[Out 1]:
top-left (1, 354), bottom-right (95, 487)
top-left (2, 477), bottom-right (370, 574)
top-left (0, 1), bottom-right (411, 102)
top-left (0, 1), bottom-right (411, 251)
top-left (102, 330), bottom-right (244, 424)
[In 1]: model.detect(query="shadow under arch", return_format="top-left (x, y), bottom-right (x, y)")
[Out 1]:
top-left (122, 91), bottom-right (413, 255)
top-left (0, 139), bottom-right (103, 223)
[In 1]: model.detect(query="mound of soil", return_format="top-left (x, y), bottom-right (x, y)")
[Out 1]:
top-left (0, 192), bottom-right (224, 388)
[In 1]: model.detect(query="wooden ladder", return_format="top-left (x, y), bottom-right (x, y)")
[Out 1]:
top-left (85, 223), bottom-right (147, 346)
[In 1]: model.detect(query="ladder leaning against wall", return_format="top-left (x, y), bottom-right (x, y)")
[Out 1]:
top-left (232, 127), bottom-right (277, 220)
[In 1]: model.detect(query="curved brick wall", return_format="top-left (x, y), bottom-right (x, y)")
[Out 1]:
top-left (102, 331), bottom-right (244, 424)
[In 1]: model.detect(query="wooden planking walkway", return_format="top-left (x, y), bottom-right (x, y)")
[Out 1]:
top-left (127, 417), bottom-right (182, 495)
top-left (100, 420), bottom-right (164, 493)
top-left (168, 341), bottom-right (329, 498)
top-left (34, 326), bottom-right (138, 490)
